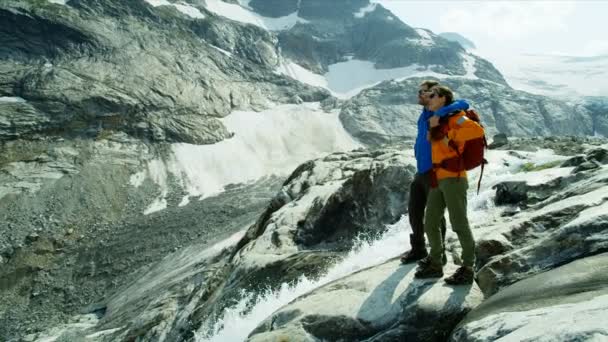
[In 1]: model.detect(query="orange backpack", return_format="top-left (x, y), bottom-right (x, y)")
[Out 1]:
top-left (439, 109), bottom-right (488, 194)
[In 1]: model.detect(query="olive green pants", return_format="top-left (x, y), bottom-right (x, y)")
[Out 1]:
top-left (424, 177), bottom-right (475, 267)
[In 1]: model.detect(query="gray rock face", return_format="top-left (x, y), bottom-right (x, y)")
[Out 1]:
top-left (187, 148), bottom-right (416, 335)
top-left (274, 0), bottom-right (506, 84)
top-left (249, 0), bottom-right (300, 18)
top-left (474, 144), bottom-right (608, 296)
top-left (451, 253), bottom-right (608, 341)
top-left (248, 259), bottom-right (483, 342)
top-left (581, 96), bottom-right (608, 136)
top-left (487, 133), bottom-right (508, 149)
top-left (339, 78), bottom-right (595, 146)
top-left (0, 0), bottom-right (330, 144)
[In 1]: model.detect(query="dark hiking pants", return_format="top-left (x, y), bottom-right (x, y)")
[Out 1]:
top-left (408, 171), bottom-right (446, 252)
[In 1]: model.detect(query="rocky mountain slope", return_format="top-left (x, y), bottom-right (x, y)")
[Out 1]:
top-left (1, 0), bottom-right (608, 340)
top-left (20, 136), bottom-right (608, 342)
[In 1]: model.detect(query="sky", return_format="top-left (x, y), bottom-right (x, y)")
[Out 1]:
top-left (373, 0), bottom-right (608, 58)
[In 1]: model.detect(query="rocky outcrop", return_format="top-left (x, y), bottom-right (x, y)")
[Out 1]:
top-left (187, 148), bottom-right (416, 335)
top-left (0, 0), bottom-right (330, 144)
top-left (340, 78), bottom-right (597, 146)
top-left (248, 259), bottom-right (483, 342)
top-left (274, 0), bottom-right (506, 84)
top-left (475, 144), bottom-right (608, 296)
top-left (580, 96), bottom-right (608, 137)
top-left (451, 253), bottom-right (608, 341)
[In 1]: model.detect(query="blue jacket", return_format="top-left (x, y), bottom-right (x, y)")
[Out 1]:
top-left (414, 100), bottom-right (470, 173)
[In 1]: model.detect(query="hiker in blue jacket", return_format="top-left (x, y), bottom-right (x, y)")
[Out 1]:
top-left (400, 80), bottom-right (470, 264)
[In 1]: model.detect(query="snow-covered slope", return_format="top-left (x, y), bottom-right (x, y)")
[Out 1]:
top-left (133, 103), bottom-right (361, 214)
top-left (478, 52), bottom-right (608, 99)
top-left (277, 52), bottom-right (480, 99)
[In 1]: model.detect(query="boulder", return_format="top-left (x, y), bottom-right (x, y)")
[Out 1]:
top-left (249, 259), bottom-right (483, 342)
top-left (452, 253), bottom-right (608, 341)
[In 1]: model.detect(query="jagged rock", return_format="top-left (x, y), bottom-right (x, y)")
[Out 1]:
top-left (586, 148), bottom-right (608, 164)
top-left (487, 133), bottom-right (508, 149)
top-left (560, 155), bottom-right (586, 167)
top-left (493, 181), bottom-right (527, 205)
top-left (475, 165), bottom-right (608, 296)
top-left (339, 79), bottom-right (595, 146)
top-left (186, 148), bottom-right (416, 330)
top-left (573, 161), bottom-right (600, 173)
top-left (451, 253), bottom-right (608, 341)
top-left (248, 259), bottom-right (483, 342)
top-left (0, 0), bottom-right (330, 144)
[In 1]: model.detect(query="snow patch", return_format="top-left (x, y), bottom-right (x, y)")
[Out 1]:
top-left (461, 53), bottom-right (478, 79)
top-left (326, 60), bottom-right (435, 98)
top-left (278, 57), bottom-right (482, 100)
top-left (173, 3), bottom-right (206, 18)
top-left (472, 51), bottom-right (608, 99)
top-left (144, 0), bottom-right (171, 6)
top-left (210, 45), bottom-right (233, 57)
top-left (354, 3), bottom-right (377, 18)
top-left (203, 0), bottom-right (307, 30)
top-left (138, 103), bottom-right (360, 213)
top-left (276, 61), bottom-right (328, 89)
top-left (144, 197), bottom-right (167, 215)
top-left (129, 171), bottom-right (146, 187)
top-left (170, 103), bottom-right (359, 199)
top-left (144, 0), bottom-right (205, 19)
top-left (142, 159), bottom-right (170, 215)
top-left (47, 0), bottom-right (68, 4)
top-left (0, 96), bottom-right (27, 103)
top-left (408, 28), bottom-right (434, 47)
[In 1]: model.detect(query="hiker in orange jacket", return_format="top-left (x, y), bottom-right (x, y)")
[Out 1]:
top-left (414, 85), bottom-right (483, 285)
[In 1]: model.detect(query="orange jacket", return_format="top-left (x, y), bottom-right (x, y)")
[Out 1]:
top-left (431, 110), bottom-right (485, 180)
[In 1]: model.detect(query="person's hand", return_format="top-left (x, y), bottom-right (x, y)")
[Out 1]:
top-left (442, 136), bottom-right (449, 146)
top-left (429, 115), bottom-right (440, 128)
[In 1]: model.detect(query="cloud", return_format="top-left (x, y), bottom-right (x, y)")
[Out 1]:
top-left (438, 2), bottom-right (576, 41)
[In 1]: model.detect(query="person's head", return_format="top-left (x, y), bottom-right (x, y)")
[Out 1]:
top-left (418, 80), bottom-right (439, 106)
top-left (427, 85), bottom-right (454, 111)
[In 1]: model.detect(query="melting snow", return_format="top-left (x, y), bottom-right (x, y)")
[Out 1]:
top-left (0, 96), bottom-right (27, 103)
top-left (203, 0), bottom-right (307, 30)
top-left (173, 3), bottom-right (206, 18)
top-left (353, 3), bottom-right (377, 18)
top-left (144, 0), bottom-right (205, 19)
top-left (278, 55), bottom-right (480, 99)
top-left (139, 103), bottom-right (360, 213)
top-left (210, 44), bottom-right (233, 57)
top-left (276, 61), bottom-right (328, 89)
top-left (408, 28), bottom-right (434, 47)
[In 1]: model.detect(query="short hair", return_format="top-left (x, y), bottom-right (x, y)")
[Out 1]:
top-left (419, 80), bottom-right (439, 89)
top-left (431, 85), bottom-right (454, 105)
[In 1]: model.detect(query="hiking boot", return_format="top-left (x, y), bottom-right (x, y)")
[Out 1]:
top-left (417, 251), bottom-right (448, 267)
top-left (414, 262), bottom-right (443, 279)
top-left (445, 266), bottom-right (474, 285)
top-left (400, 248), bottom-right (428, 264)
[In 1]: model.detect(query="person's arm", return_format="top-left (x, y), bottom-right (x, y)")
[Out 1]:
top-left (448, 115), bottom-right (484, 142)
top-left (428, 100), bottom-right (470, 127)
top-left (434, 100), bottom-right (470, 118)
